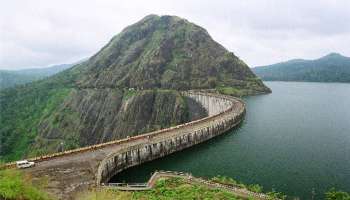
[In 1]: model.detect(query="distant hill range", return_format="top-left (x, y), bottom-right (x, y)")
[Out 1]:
top-left (0, 63), bottom-right (75, 89)
top-left (252, 53), bottom-right (350, 82)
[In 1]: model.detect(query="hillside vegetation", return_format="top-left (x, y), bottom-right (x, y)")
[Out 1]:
top-left (0, 169), bottom-right (52, 200)
top-left (72, 15), bottom-right (269, 93)
top-left (0, 14), bottom-right (269, 162)
top-left (253, 53), bottom-right (350, 82)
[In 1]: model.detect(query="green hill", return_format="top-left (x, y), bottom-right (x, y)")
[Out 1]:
top-left (0, 63), bottom-right (74, 89)
top-left (252, 53), bottom-right (350, 82)
top-left (0, 15), bottom-right (269, 161)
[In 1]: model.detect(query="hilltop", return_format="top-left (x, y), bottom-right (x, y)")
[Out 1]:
top-left (252, 53), bottom-right (350, 82)
top-left (0, 15), bottom-right (269, 161)
top-left (70, 14), bottom-right (269, 93)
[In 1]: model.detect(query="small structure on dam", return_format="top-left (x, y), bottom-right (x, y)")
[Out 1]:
top-left (4, 91), bottom-right (245, 200)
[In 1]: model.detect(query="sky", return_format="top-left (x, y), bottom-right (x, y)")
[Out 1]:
top-left (0, 0), bottom-right (350, 70)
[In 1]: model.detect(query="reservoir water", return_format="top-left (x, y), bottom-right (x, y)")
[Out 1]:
top-left (111, 82), bottom-right (350, 199)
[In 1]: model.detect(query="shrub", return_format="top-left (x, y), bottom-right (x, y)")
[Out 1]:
top-left (325, 188), bottom-right (350, 200)
top-left (0, 169), bottom-right (51, 200)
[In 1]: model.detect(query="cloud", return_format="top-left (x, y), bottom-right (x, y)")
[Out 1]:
top-left (0, 0), bottom-right (349, 69)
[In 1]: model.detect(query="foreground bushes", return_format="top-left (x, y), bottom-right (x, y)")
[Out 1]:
top-left (2, 169), bottom-right (349, 200)
top-left (325, 188), bottom-right (350, 200)
top-left (79, 177), bottom-right (240, 200)
top-left (211, 175), bottom-right (286, 200)
top-left (0, 169), bottom-right (52, 200)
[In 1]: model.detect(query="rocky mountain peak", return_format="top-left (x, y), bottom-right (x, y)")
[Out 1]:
top-left (68, 15), bottom-right (266, 92)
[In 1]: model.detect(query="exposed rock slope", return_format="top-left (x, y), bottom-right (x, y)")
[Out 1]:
top-left (33, 89), bottom-right (195, 154)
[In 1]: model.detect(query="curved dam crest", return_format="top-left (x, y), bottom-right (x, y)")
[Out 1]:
top-left (6, 91), bottom-right (245, 199)
top-left (97, 91), bottom-right (243, 184)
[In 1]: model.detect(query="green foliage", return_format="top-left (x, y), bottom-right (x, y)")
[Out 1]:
top-left (0, 169), bottom-right (52, 200)
top-left (0, 14), bottom-right (270, 162)
top-left (122, 88), bottom-right (138, 101)
top-left (132, 177), bottom-right (240, 200)
top-left (212, 175), bottom-right (238, 185)
top-left (217, 87), bottom-right (245, 97)
top-left (79, 177), bottom-right (241, 200)
top-left (0, 80), bottom-right (72, 161)
top-left (266, 190), bottom-right (287, 200)
top-left (325, 188), bottom-right (350, 200)
top-left (73, 15), bottom-right (269, 93)
top-left (216, 79), bottom-right (270, 97)
top-left (211, 175), bottom-right (250, 190)
top-left (247, 184), bottom-right (263, 193)
top-left (211, 175), bottom-right (286, 199)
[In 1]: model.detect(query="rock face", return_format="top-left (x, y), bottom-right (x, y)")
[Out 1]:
top-left (33, 89), bottom-right (202, 155)
top-left (0, 14), bottom-right (269, 161)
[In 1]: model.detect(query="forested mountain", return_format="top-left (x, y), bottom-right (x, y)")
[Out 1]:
top-left (252, 53), bottom-right (350, 82)
top-left (0, 15), bottom-right (270, 161)
top-left (0, 63), bottom-right (74, 89)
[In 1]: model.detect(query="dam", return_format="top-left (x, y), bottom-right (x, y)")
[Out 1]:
top-left (5, 91), bottom-right (245, 199)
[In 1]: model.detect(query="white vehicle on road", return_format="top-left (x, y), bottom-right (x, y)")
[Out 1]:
top-left (16, 160), bottom-right (35, 169)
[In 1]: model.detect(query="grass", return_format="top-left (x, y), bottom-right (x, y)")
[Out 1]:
top-left (211, 175), bottom-right (286, 200)
top-left (122, 88), bottom-right (138, 101)
top-left (0, 169), bottom-right (52, 200)
top-left (78, 177), bottom-right (241, 200)
top-left (216, 86), bottom-right (247, 97)
top-left (2, 169), bottom-right (348, 200)
top-left (211, 175), bottom-right (263, 193)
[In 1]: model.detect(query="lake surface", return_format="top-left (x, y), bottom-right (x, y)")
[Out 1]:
top-left (110, 82), bottom-right (350, 199)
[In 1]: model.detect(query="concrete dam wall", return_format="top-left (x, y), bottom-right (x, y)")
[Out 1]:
top-left (185, 91), bottom-right (234, 116)
top-left (97, 91), bottom-right (245, 184)
top-left (6, 91), bottom-right (245, 199)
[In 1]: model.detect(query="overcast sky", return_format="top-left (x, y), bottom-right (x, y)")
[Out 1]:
top-left (1, 0), bottom-right (349, 70)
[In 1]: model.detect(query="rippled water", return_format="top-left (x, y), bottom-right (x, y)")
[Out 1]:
top-left (110, 82), bottom-right (350, 199)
